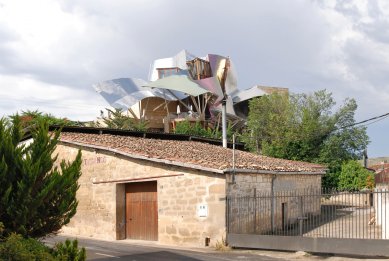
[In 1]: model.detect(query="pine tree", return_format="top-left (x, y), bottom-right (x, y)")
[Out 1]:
top-left (0, 116), bottom-right (82, 238)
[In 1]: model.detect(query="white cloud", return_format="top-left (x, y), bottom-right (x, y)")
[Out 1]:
top-left (0, 0), bottom-right (388, 155)
top-left (0, 74), bottom-right (105, 120)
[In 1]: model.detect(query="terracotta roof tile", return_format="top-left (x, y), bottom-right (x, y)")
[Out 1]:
top-left (370, 163), bottom-right (389, 171)
top-left (59, 132), bottom-right (326, 174)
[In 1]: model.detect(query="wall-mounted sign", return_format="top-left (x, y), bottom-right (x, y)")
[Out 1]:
top-left (83, 156), bottom-right (106, 166)
top-left (197, 204), bottom-right (208, 217)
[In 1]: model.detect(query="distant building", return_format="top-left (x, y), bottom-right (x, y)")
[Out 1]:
top-left (371, 162), bottom-right (389, 187)
top-left (93, 50), bottom-right (288, 132)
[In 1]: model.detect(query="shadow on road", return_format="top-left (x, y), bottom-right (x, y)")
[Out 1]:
top-left (90, 250), bottom-right (201, 261)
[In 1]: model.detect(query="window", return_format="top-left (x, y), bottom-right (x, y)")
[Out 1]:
top-left (186, 58), bottom-right (212, 80)
top-left (157, 67), bottom-right (181, 79)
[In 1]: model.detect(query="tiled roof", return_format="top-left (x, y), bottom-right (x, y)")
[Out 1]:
top-left (370, 163), bottom-right (389, 172)
top-left (59, 132), bottom-right (326, 174)
top-left (375, 169), bottom-right (389, 184)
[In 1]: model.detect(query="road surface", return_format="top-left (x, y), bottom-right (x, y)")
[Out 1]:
top-left (44, 235), bottom-right (284, 261)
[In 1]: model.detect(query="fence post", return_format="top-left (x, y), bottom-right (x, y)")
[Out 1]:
top-left (226, 196), bottom-right (230, 234)
top-left (271, 176), bottom-right (275, 234)
top-left (299, 196), bottom-right (303, 236)
top-left (253, 188), bottom-right (257, 233)
top-left (271, 193), bottom-right (275, 233)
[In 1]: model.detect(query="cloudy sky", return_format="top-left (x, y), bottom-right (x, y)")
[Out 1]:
top-left (0, 0), bottom-right (388, 157)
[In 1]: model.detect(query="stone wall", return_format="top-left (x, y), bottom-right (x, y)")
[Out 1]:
top-left (226, 173), bottom-right (321, 197)
top-left (157, 173), bottom-right (226, 246)
top-left (55, 143), bottom-right (226, 247)
top-left (226, 173), bottom-right (322, 234)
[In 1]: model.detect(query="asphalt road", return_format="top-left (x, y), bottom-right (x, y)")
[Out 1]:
top-left (44, 235), bottom-right (284, 261)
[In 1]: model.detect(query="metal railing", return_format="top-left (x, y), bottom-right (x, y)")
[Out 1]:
top-left (227, 188), bottom-right (389, 239)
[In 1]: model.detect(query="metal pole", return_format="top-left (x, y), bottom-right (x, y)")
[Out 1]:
top-left (232, 134), bottom-right (236, 183)
top-left (253, 188), bottom-right (257, 233)
top-left (222, 99), bottom-right (227, 148)
top-left (271, 175), bottom-right (275, 233)
top-left (299, 196), bottom-right (303, 236)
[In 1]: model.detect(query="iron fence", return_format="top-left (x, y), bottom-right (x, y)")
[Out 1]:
top-left (227, 188), bottom-right (389, 239)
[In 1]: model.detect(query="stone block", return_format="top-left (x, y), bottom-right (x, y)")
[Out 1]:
top-left (179, 228), bottom-right (190, 236)
top-left (193, 177), bottom-right (201, 185)
top-left (196, 191), bottom-right (206, 196)
top-left (209, 184), bottom-right (225, 194)
top-left (166, 225), bottom-right (177, 235)
top-left (189, 198), bottom-right (198, 204)
top-left (171, 235), bottom-right (181, 243)
top-left (177, 187), bottom-right (186, 193)
top-left (176, 199), bottom-right (187, 205)
top-left (183, 237), bottom-right (199, 244)
top-left (184, 179), bottom-right (193, 186)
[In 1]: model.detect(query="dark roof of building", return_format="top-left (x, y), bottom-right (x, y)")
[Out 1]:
top-left (59, 131), bottom-right (326, 174)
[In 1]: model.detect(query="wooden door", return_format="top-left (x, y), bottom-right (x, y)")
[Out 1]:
top-left (125, 181), bottom-right (158, 241)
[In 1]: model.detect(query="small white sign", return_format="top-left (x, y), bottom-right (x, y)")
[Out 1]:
top-left (198, 204), bottom-right (208, 217)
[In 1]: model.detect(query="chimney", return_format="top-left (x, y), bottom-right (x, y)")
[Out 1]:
top-left (363, 149), bottom-right (368, 168)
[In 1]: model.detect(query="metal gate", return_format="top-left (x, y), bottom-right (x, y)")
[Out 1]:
top-left (227, 189), bottom-right (389, 256)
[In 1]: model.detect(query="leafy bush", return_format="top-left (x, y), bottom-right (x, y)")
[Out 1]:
top-left (0, 222), bottom-right (4, 235)
top-left (52, 239), bottom-right (86, 261)
top-left (0, 233), bottom-right (55, 261)
top-left (338, 160), bottom-right (375, 191)
top-left (0, 232), bottom-right (86, 261)
top-left (175, 119), bottom-right (235, 140)
top-left (175, 120), bottom-right (207, 136)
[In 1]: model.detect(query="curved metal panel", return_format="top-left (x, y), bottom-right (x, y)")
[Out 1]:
top-left (194, 76), bottom-right (224, 104)
top-left (94, 78), bottom-right (186, 109)
top-left (207, 54), bottom-right (238, 96)
top-left (232, 85), bottom-right (266, 104)
top-left (149, 49), bottom-right (196, 81)
top-left (143, 75), bottom-right (209, 97)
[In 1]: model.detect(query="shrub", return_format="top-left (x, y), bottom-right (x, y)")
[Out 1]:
top-left (338, 160), bottom-right (375, 191)
top-left (0, 233), bottom-right (86, 261)
top-left (0, 233), bottom-right (55, 261)
top-left (52, 239), bottom-right (86, 261)
top-left (175, 119), bottom-right (236, 140)
top-left (214, 237), bottom-right (230, 251)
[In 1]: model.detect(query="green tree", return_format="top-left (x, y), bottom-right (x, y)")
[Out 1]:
top-left (338, 160), bottom-right (374, 191)
top-left (243, 92), bottom-right (292, 154)
top-left (0, 116), bottom-right (82, 238)
top-left (244, 90), bottom-right (369, 189)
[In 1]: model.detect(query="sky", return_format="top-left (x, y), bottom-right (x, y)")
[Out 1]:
top-left (0, 0), bottom-right (388, 157)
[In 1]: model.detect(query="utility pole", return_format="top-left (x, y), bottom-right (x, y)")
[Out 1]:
top-left (222, 99), bottom-right (227, 148)
top-left (363, 148), bottom-right (368, 168)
